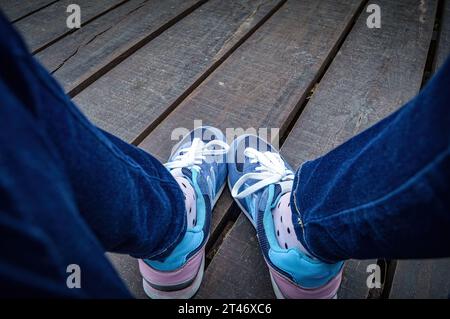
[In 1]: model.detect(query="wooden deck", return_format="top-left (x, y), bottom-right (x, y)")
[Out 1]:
top-left (2, 0), bottom-right (449, 299)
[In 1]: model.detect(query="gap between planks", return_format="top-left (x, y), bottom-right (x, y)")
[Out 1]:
top-left (73, 0), bottom-right (290, 298)
top-left (202, 0), bottom-right (369, 274)
top-left (31, 0), bottom-right (131, 54)
top-left (6, 0), bottom-right (59, 24)
top-left (198, 0), bottom-right (438, 299)
top-left (381, 0), bottom-right (447, 299)
top-left (60, 0), bottom-right (209, 97)
top-left (130, 0), bottom-right (288, 146)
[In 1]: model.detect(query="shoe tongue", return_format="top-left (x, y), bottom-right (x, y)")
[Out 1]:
top-left (169, 167), bottom-right (190, 178)
top-left (243, 160), bottom-right (259, 175)
top-left (170, 167), bottom-right (195, 184)
top-left (257, 184), bottom-right (281, 212)
top-left (257, 181), bottom-right (292, 212)
top-left (180, 166), bottom-right (212, 213)
top-left (181, 167), bottom-right (210, 197)
top-left (181, 167), bottom-right (193, 180)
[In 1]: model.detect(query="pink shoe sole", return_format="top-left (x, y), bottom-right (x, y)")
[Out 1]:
top-left (268, 265), bottom-right (343, 299)
top-left (138, 249), bottom-right (205, 299)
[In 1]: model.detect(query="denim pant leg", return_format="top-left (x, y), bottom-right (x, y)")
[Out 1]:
top-left (291, 57), bottom-right (450, 263)
top-left (0, 14), bottom-right (185, 296)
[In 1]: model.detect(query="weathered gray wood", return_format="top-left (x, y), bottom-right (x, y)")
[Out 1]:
top-left (197, 214), bottom-right (378, 299)
top-left (197, 215), bottom-right (275, 298)
top-left (280, 0), bottom-right (437, 299)
top-left (435, 0), bottom-right (450, 70)
top-left (110, 0), bottom-right (366, 296)
top-left (389, 0), bottom-right (450, 300)
top-left (0, 0), bottom-right (55, 22)
top-left (97, 0), bottom-right (286, 298)
top-left (106, 253), bottom-right (148, 299)
top-left (36, 0), bottom-right (205, 95)
top-left (390, 258), bottom-right (450, 298)
top-left (139, 0), bottom-right (364, 245)
top-left (74, 0), bottom-right (284, 143)
top-left (14, 0), bottom-right (125, 52)
top-left (200, 0), bottom-right (437, 299)
top-left (137, 0), bottom-right (364, 298)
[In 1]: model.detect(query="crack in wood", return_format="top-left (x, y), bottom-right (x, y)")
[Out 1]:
top-left (51, 0), bottom-right (151, 75)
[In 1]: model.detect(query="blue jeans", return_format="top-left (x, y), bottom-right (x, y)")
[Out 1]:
top-left (292, 57), bottom-right (450, 263)
top-left (0, 12), bottom-right (449, 297)
top-left (0, 13), bottom-right (185, 297)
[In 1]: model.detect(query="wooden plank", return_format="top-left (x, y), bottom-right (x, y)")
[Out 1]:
top-left (200, 0), bottom-right (437, 298)
top-left (95, 0), bottom-right (287, 298)
top-left (435, 0), bottom-right (450, 69)
top-left (390, 0), bottom-right (450, 300)
top-left (136, 0), bottom-right (365, 298)
top-left (389, 259), bottom-right (450, 298)
top-left (139, 0), bottom-right (364, 239)
top-left (197, 216), bottom-right (275, 298)
top-left (14, 0), bottom-right (126, 53)
top-left (0, 0), bottom-right (55, 22)
top-left (105, 0), bottom-right (359, 300)
top-left (73, 0), bottom-right (285, 143)
top-left (106, 253), bottom-right (148, 299)
top-left (36, 0), bottom-right (205, 95)
top-left (277, 0), bottom-right (437, 298)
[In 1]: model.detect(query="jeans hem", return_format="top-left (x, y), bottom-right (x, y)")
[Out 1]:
top-left (291, 161), bottom-right (345, 264)
top-left (131, 196), bottom-right (187, 260)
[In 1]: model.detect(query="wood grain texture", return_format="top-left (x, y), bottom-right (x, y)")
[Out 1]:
top-left (139, 0), bottom-right (363, 244)
top-left (435, 0), bottom-right (450, 69)
top-left (0, 0), bottom-right (55, 22)
top-left (280, 0), bottom-right (437, 299)
top-left (113, 0), bottom-right (363, 299)
top-left (106, 253), bottom-right (148, 299)
top-left (389, 0), bottom-right (450, 300)
top-left (36, 0), bottom-right (205, 95)
top-left (197, 215), bottom-right (377, 299)
top-left (197, 215), bottom-right (275, 298)
top-left (199, 0), bottom-right (437, 299)
top-left (389, 258), bottom-right (450, 298)
top-left (100, 0), bottom-right (285, 298)
top-left (74, 0), bottom-right (284, 143)
top-left (14, 0), bottom-right (126, 52)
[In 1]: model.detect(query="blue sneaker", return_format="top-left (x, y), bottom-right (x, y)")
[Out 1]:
top-left (228, 134), bottom-right (343, 299)
top-left (139, 126), bottom-right (229, 299)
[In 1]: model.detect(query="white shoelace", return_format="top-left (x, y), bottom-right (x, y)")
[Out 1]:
top-left (164, 138), bottom-right (229, 174)
top-left (231, 148), bottom-right (294, 199)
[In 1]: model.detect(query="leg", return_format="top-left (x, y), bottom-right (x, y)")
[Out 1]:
top-left (0, 13), bottom-right (185, 297)
top-left (0, 12), bottom-right (186, 259)
top-left (0, 94), bottom-right (132, 297)
top-left (138, 127), bottom-right (229, 298)
top-left (292, 57), bottom-right (450, 263)
top-left (1, 13), bottom-right (231, 298)
top-left (228, 57), bottom-right (450, 298)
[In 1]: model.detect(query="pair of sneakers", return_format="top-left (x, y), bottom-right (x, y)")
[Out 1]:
top-left (138, 127), bottom-right (344, 299)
